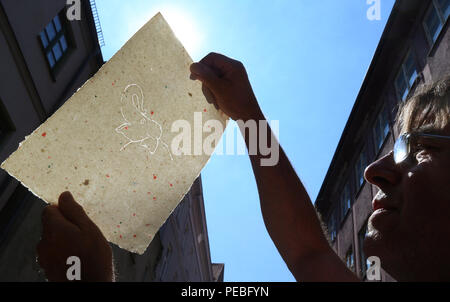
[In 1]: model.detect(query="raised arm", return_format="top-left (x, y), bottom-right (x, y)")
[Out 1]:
top-left (190, 53), bottom-right (358, 282)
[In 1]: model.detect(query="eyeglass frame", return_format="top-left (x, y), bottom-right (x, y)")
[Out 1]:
top-left (394, 132), bottom-right (450, 164)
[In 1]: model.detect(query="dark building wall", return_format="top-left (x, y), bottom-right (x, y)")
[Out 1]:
top-left (0, 0), bottom-right (106, 281)
top-left (337, 209), bottom-right (353, 262)
top-left (353, 181), bottom-right (373, 243)
top-left (427, 25), bottom-right (450, 81)
top-left (1, 0), bottom-right (102, 115)
top-left (0, 27), bottom-right (42, 154)
top-left (316, 0), bottom-right (450, 282)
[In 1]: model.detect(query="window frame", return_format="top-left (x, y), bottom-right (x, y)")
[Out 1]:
top-left (340, 182), bottom-right (352, 223)
top-left (372, 105), bottom-right (390, 155)
top-left (354, 147), bottom-right (367, 195)
top-left (0, 98), bottom-right (15, 143)
top-left (38, 10), bottom-right (75, 80)
top-left (345, 245), bottom-right (355, 272)
top-left (394, 50), bottom-right (419, 102)
top-left (358, 222), bottom-right (369, 279)
top-left (328, 210), bottom-right (337, 242)
top-left (423, 0), bottom-right (450, 49)
top-left (438, 0), bottom-right (450, 20)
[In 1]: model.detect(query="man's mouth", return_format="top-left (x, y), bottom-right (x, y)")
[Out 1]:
top-left (372, 190), bottom-right (399, 212)
top-left (369, 190), bottom-right (400, 230)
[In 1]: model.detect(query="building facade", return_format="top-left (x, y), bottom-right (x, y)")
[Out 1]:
top-left (0, 0), bottom-right (223, 281)
top-left (315, 0), bottom-right (449, 281)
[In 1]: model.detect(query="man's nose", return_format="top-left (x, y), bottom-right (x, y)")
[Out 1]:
top-left (364, 151), bottom-right (401, 189)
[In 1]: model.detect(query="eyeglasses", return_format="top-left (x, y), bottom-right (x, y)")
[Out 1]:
top-left (393, 132), bottom-right (450, 164)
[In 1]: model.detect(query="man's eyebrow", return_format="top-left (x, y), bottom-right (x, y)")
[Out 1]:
top-left (411, 124), bottom-right (442, 135)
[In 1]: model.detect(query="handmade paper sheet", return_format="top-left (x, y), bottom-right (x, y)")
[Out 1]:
top-left (0, 13), bottom-right (228, 254)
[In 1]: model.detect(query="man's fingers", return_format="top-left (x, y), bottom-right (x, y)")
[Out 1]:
top-left (190, 52), bottom-right (241, 99)
top-left (42, 205), bottom-right (73, 230)
top-left (190, 62), bottom-right (224, 93)
top-left (202, 84), bottom-right (216, 103)
top-left (36, 240), bottom-right (69, 282)
top-left (41, 205), bottom-right (76, 242)
top-left (200, 52), bottom-right (238, 73)
top-left (201, 85), bottom-right (220, 110)
top-left (42, 205), bottom-right (59, 225)
top-left (58, 191), bottom-right (93, 231)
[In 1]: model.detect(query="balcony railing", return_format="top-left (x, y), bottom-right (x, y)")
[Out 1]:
top-left (89, 0), bottom-right (105, 47)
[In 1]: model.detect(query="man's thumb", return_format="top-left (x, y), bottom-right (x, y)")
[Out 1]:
top-left (190, 63), bottom-right (222, 92)
top-left (58, 191), bottom-right (94, 230)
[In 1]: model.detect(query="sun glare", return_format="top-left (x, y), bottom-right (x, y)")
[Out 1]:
top-left (126, 4), bottom-right (204, 58)
top-left (159, 6), bottom-right (204, 57)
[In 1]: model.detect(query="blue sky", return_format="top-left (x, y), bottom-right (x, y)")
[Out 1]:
top-left (95, 0), bottom-right (395, 281)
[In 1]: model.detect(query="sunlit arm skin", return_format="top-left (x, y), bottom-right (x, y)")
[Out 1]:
top-left (191, 53), bottom-right (359, 282)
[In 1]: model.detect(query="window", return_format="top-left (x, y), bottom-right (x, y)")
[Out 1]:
top-left (359, 223), bottom-right (369, 278)
top-left (0, 108), bottom-right (5, 137)
top-left (328, 211), bottom-right (337, 242)
top-left (354, 148), bottom-right (367, 193)
top-left (438, 0), bottom-right (450, 20)
top-left (346, 246), bottom-right (355, 272)
top-left (0, 98), bottom-right (15, 139)
top-left (424, 0), bottom-right (450, 46)
top-left (373, 107), bottom-right (390, 152)
top-left (340, 183), bottom-right (351, 221)
top-left (394, 51), bottom-right (418, 101)
top-left (424, 4), bottom-right (443, 44)
top-left (39, 13), bottom-right (70, 72)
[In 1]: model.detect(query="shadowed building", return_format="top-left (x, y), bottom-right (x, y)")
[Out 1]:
top-left (0, 0), bottom-right (223, 281)
top-left (315, 0), bottom-right (449, 281)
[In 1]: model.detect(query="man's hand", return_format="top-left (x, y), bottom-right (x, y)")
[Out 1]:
top-left (37, 191), bottom-right (114, 282)
top-left (190, 52), bottom-right (262, 121)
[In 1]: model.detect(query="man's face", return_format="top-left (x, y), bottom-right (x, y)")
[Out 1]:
top-left (363, 123), bottom-right (450, 281)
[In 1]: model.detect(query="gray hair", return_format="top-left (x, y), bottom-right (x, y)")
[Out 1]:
top-left (397, 75), bottom-right (450, 134)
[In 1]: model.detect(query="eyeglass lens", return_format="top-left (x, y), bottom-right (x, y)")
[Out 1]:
top-left (394, 134), bottom-right (409, 164)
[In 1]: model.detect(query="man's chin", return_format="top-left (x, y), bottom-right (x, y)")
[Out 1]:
top-left (363, 222), bottom-right (392, 264)
top-left (368, 208), bottom-right (400, 233)
top-left (363, 227), bottom-right (382, 258)
top-left (363, 225), bottom-right (404, 281)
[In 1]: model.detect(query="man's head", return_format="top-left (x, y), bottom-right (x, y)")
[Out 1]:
top-left (363, 75), bottom-right (450, 281)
